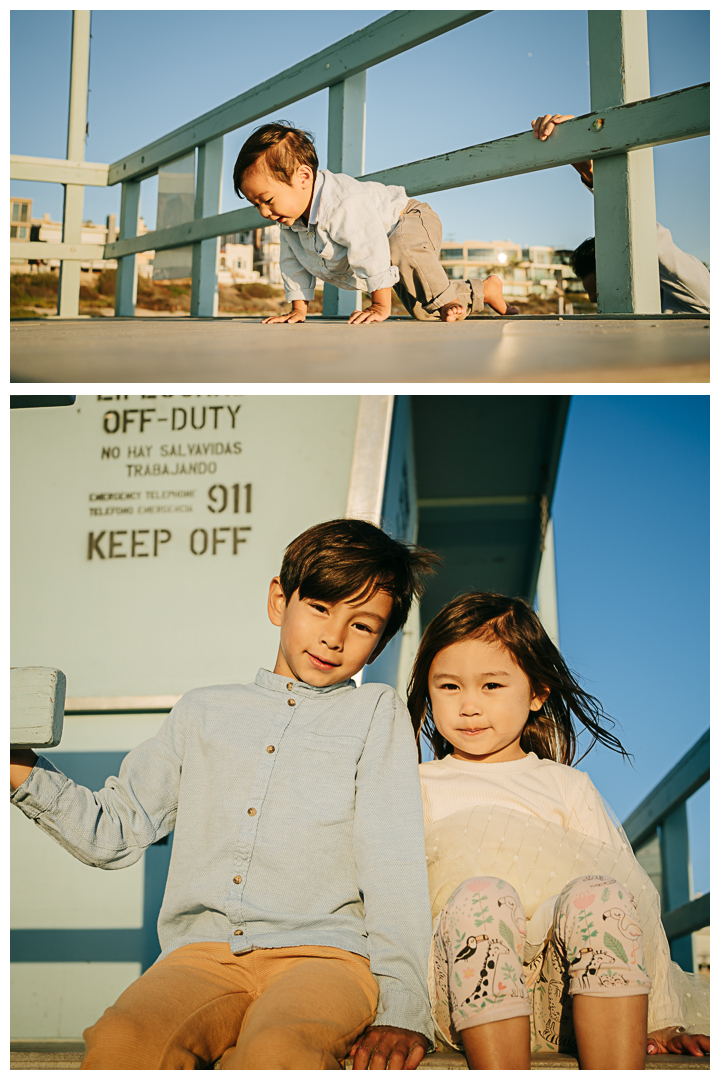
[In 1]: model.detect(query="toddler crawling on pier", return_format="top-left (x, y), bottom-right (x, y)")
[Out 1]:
top-left (233, 122), bottom-right (518, 325)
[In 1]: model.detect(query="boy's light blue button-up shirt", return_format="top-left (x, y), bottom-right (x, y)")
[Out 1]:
top-left (280, 170), bottom-right (409, 301)
top-left (11, 669), bottom-right (434, 1040)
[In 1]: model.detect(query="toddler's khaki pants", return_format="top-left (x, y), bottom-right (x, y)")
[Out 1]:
top-left (81, 942), bottom-right (378, 1070)
top-left (389, 200), bottom-right (487, 320)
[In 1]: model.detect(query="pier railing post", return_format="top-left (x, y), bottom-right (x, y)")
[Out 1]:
top-left (536, 516), bottom-right (559, 647)
top-left (191, 138), bottom-right (223, 317)
top-left (114, 180), bottom-right (141, 316)
top-left (660, 803), bottom-right (695, 970)
top-left (587, 10), bottom-right (661, 314)
top-left (57, 10), bottom-right (91, 318)
top-left (323, 72), bottom-right (366, 317)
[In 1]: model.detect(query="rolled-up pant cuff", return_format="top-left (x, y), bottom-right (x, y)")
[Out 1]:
top-left (453, 1002), bottom-right (532, 1032)
top-left (424, 282), bottom-right (460, 313)
top-left (424, 279), bottom-right (486, 315)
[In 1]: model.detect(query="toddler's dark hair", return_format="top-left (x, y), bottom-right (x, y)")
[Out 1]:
top-left (279, 519), bottom-right (442, 647)
top-left (407, 592), bottom-right (629, 765)
top-left (233, 122), bottom-right (318, 199)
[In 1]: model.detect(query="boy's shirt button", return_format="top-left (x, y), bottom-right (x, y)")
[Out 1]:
top-left (287, 698), bottom-right (296, 706)
top-left (286, 682), bottom-right (293, 691)
top-left (233, 875), bottom-right (242, 884)
top-left (266, 746), bottom-right (275, 754)
top-left (234, 929), bottom-right (244, 936)
top-left (247, 808), bottom-right (257, 816)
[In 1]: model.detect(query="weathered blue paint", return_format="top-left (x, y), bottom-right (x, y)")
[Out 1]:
top-left (324, 72), bottom-right (367, 316)
top-left (114, 181), bottom-right (141, 317)
top-left (588, 10), bottom-right (660, 313)
top-left (190, 138), bottom-right (223, 318)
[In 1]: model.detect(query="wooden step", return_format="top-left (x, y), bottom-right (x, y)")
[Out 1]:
top-left (408, 1049), bottom-right (711, 1070)
top-left (10, 1041), bottom-right (710, 1069)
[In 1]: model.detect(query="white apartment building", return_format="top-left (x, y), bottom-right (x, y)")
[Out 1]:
top-left (10, 197), bottom-right (155, 276)
top-left (10, 197), bottom-right (268, 287)
top-left (218, 241), bottom-right (256, 284)
top-left (221, 225), bottom-right (282, 286)
top-left (439, 239), bottom-right (582, 301)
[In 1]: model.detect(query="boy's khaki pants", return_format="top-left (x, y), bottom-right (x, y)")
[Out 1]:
top-left (390, 200), bottom-right (486, 320)
top-left (81, 942), bottom-right (378, 1070)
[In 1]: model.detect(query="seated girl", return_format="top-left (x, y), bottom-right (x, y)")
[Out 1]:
top-left (407, 593), bottom-right (710, 1069)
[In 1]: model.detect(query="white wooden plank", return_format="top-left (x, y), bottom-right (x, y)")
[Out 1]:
top-left (11, 668), bottom-right (66, 748)
top-left (10, 156), bottom-right (109, 187)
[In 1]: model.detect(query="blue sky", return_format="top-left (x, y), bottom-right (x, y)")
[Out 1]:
top-left (11, 9), bottom-right (710, 261)
top-left (552, 395), bottom-right (709, 893)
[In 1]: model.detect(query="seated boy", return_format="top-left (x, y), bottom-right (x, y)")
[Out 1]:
top-left (10, 518), bottom-right (440, 1071)
top-left (233, 121), bottom-right (519, 325)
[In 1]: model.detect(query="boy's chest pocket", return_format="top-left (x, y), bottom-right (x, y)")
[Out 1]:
top-left (290, 731), bottom-right (362, 817)
top-left (315, 239), bottom-right (344, 266)
top-left (313, 234), bottom-right (334, 258)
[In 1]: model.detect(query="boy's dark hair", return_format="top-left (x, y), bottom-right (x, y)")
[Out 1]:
top-left (570, 237), bottom-right (596, 281)
top-left (279, 519), bottom-right (442, 646)
top-left (233, 122), bottom-right (318, 199)
top-left (407, 592), bottom-right (630, 766)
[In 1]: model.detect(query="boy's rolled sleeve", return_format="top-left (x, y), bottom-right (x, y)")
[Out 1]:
top-left (10, 703), bottom-right (187, 869)
top-left (327, 196), bottom-right (400, 294)
top-left (353, 687), bottom-right (434, 1044)
top-left (280, 234), bottom-right (316, 302)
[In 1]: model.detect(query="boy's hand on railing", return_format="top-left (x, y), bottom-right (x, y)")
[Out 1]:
top-left (262, 300), bottom-right (307, 325)
top-left (11, 749), bottom-right (38, 791)
top-left (647, 1028), bottom-right (710, 1056)
top-left (350, 1025), bottom-right (428, 1070)
top-left (532, 112), bottom-right (575, 141)
top-left (531, 112), bottom-right (593, 188)
top-left (347, 288), bottom-right (392, 325)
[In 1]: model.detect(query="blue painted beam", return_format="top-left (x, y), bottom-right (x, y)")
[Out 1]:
top-left (107, 11), bottom-right (489, 185)
top-left (623, 729), bottom-right (709, 849)
top-left (362, 84), bottom-right (709, 195)
top-left (104, 84), bottom-right (709, 262)
top-left (662, 892), bottom-right (710, 942)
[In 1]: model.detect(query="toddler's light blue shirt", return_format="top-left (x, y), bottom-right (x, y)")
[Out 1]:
top-left (280, 170), bottom-right (408, 301)
top-left (11, 668), bottom-right (434, 1040)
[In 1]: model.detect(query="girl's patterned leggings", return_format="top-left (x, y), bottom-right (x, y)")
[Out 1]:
top-left (433, 875), bottom-right (652, 1053)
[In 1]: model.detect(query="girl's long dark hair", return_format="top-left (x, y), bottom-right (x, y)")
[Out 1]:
top-left (407, 592), bottom-right (629, 766)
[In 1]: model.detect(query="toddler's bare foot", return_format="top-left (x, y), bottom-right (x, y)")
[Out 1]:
top-left (483, 274), bottom-right (519, 315)
top-left (439, 301), bottom-right (467, 322)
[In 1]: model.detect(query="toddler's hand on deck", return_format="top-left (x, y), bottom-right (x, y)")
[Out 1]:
top-left (350, 1026), bottom-right (428, 1069)
top-left (347, 305), bottom-right (390, 325)
top-left (647, 1029), bottom-right (710, 1056)
top-left (261, 311), bottom-right (306, 324)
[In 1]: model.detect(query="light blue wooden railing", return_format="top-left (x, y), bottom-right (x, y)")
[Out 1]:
top-left (10, 10), bottom-right (710, 319)
top-left (623, 729), bottom-right (709, 972)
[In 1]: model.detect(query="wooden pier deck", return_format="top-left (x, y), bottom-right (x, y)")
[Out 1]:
top-left (10, 314), bottom-right (709, 384)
